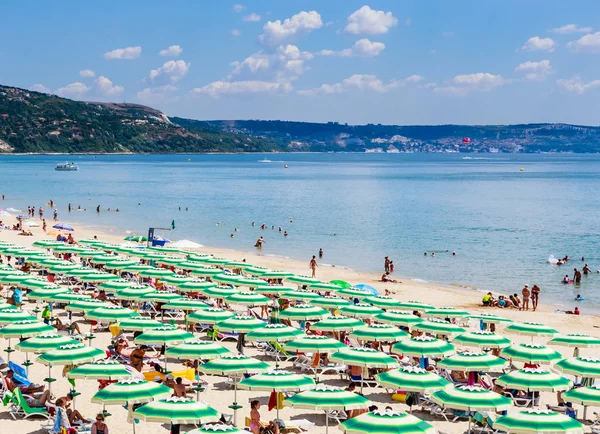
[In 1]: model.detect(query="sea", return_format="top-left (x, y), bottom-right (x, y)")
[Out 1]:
top-left (1, 153), bottom-right (599, 310)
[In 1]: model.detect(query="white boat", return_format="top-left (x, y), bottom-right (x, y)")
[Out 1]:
top-left (55, 162), bottom-right (79, 171)
top-left (258, 158), bottom-right (272, 163)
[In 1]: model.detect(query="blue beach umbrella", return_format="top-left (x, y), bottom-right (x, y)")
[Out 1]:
top-left (353, 284), bottom-right (379, 296)
top-left (53, 223), bottom-right (74, 231)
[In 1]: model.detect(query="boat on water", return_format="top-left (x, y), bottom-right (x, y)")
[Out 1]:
top-left (55, 162), bottom-right (79, 171)
top-left (258, 158), bottom-right (272, 163)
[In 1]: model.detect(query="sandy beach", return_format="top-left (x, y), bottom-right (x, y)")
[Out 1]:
top-left (0, 214), bottom-right (598, 434)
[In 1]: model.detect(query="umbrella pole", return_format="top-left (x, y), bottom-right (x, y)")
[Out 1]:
top-left (360, 366), bottom-right (365, 394)
top-left (583, 405), bottom-right (587, 421)
top-left (325, 411), bottom-right (329, 434)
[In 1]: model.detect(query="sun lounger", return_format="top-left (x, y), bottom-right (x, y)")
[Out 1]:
top-left (11, 388), bottom-right (51, 420)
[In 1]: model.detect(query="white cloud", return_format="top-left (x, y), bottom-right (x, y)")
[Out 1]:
top-left (557, 75), bottom-right (600, 94)
top-left (230, 45), bottom-right (313, 78)
top-left (56, 82), bottom-right (89, 98)
top-left (552, 24), bottom-right (592, 34)
top-left (521, 36), bottom-right (556, 52)
top-left (79, 69), bottom-right (95, 78)
top-left (567, 31), bottom-right (600, 52)
top-left (344, 6), bottom-right (398, 35)
top-left (515, 60), bottom-right (551, 81)
top-left (277, 45), bottom-right (314, 75)
top-left (317, 38), bottom-right (385, 57)
top-left (298, 74), bottom-right (422, 96)
top-left (136, 85), bottom-right (177, 104)
top-left (149, 60), bottom-right (191, 82)
top-left (95, 76), bottom-right (124, 96)
top-left (232, 29), bottom-right (242, 36)
top-left (31, 84), bottom-right (51, 94)
top-left (259, 11), bottom-right (322, 46)
top-left (243, 13), bottom-right (261, 22)
top-left (191, 80), bottom-right (291, 98)
top-left (233, 4), bottom-right (246, 13)
top-left (104, 46), bottom-right (142, 60)
top-left (159, 45), bottom-right (183, 57)
top-left (433, 73), bottom-right (507, 95)
top-left (231, 52), bottom-right (271, 74)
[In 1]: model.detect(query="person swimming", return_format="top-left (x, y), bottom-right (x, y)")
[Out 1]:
top-left (575, 294), bottom-right (583, 301)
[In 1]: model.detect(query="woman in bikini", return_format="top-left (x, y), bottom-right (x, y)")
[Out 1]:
top-left (130, 346), bottom-right (148, 372)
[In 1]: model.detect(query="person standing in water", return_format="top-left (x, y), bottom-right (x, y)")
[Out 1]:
top-left (583, 263), bottom-right (592, 276)
top-left (531, 284), bottom-right (541, 311)
top-left (309, 256), bottom-right (318, 278)
top-left (384, 256), bottom-right (390, 273)
top-left (573, 268), bottom-right (582, 285)
top-left (521, 285), bottom-right (531, 311)
top-left (319, 248), bottom-right (323, 258)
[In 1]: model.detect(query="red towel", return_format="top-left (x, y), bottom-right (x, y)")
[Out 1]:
top-left (268, 391), bottom-right (277, 411)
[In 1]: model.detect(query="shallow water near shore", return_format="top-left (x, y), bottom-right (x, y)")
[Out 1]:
top-left (1, 153), bottom-right (599, 308)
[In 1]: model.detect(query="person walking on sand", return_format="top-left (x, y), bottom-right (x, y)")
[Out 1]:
top-left (573, 268), bottom-right (582, 285)
top-left (531, 284), bottom-right (541, 311)
top-left (310, 255), bottom-right (318, 278)
top-left (522, 285), bottom-right (531, 311)
top-left (53, 209), bottom-right (58, 221)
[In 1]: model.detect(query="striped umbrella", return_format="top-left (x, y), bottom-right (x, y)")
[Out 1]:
top-left (0, 273), bottom-right (34, 284)
top-left (339, 303), bottom-right (384, 319)
top-left (363, 296), bottom-right (403, 309)
top-left (282, 289), bottom-right (321, 301)
top-left (252, 270), bottom-right (295, 279)
top-left (79, 273), bottom-right (120, 283)
top-left (437, 351), bottom-right (508, 372)
top-left (67, 359), bottom-right (132, 380)
top-left (279, 304), bottom-right (330, 321)
top-left (246, 324), bottom-right (305, 342)
top-left (0, 308), bottom-right (36, 324)
top-left (431, 385), bottom-right (512, 415)
top-left (187, 308), bottom-right (235, 325)
top-left (311, 316), bottom-right (365, 332)
top-left (26, 285), bottom-right (69, 299)
top-left (225, 292), bottom-right (270, 306)
top-left (138, 268), bottom-right (174, 278)
top-left (99, 279), bottom-right (136, 291)
top-left (506, 322), bottom-right (559, 337)
top-left (392, 335), bottom-right (455, 358)
top-left (178, 281), bottom-right (217, 293)
top-left (330, 347), bottom-right (399, 369)
top-left (501, 343), bottom-right (563, 364)
top-left (253, 285), bottom-right (294, 296)
top-left (77, 249), bottom-right (107, 258)
top-left (425, 307), bottom-right (470, 318)
top-left (229, 277), bottom-right (270, 288)
top-left (308, 282), bottom-right (344, 292)
top-left (340, 409), bottom-right (436, 434)
top-left (350, 324), bottom-right (409, 342)
top-left (0, 302), bottom-right (17, 310)
top-left (66, 299), bottom-right (109, 312)
top-left (154, 255), bottom-right (187, 266)
top-left (493, 409), bottom-right (584, 434)
top-left (241, 265), bottom-right (269, 274)
top-left (20, 279), bottom-right (60, 290)
top-left (16, 333), bottom-right (78, 353)
top-left (176, 261), bottom-right (214, 271)
top-left (211, 273), bottom-right (247, 285)
top-left (187, 424), bottom-right (247, 434)
top-left (133, 396), bottom-right (220, 425)
top-left (394, 301), bottom-right (434, 312)
top-left (496, 368), bottom-right (572, 392)
top-left (33, 240), bottom-right (64, 248)
top-left (336, 288), bottom-right (373, 300)
top-left (48, 263), bottom-right (83, 273)
top-left (91, 377), bottom-right (172, 405)
top-left (121, 264), bottom-right (155, 274)
top-left (376, 310), bottom-right (424, 327)
top-left (549, 334), bottom-right (600, 348)
top-left (186, 254), bottom-right (214, 262)
top-left (53, 292), bottom-right (93, 303)
top-left (555, 356), bottom-right (600, 378)
top-left (156, 274), bottom-right (194, 286)
top-left (466, 313), bottom-right (513, 324)
top-left (311, 296), bottom-right (351, 309)
top-left (286, 275), bottom-right (321, 286)
top-left (86, 305), bottom-right (136, 322)
top-left (161, 299), bottom-right (210, 311)
top-left (189, 267), bottom-right (225, 278)
top-left (453, 331), bottom-right (511, 349)
top-left (166, 339), bottom-right (231, 360)
top-left (148, 246), bottom-right (185, 255)
top-left (38, 343), bottom-right (104, 365)
top-left (53, 245), bottom-right (89, 254)
top-left (115, 285), bottom-right (155, 299)
top-left (376, 366), bottom-right (450, 393)
top-left (413, 318), bottom-right (465, 336)
top-left (215, 315), bottom-right (266, 333)
top-left (202, 286), bottom-right (240, 299)
top-left (138, 291), bottom-right (183, 303)
top-left (0, 320), bottom-right (54, 338)
top-left (118, 317), bottom-right (164, 331)
top-left (562, 384), bottom-right (600, 406)
top-left (63, 267), bottom-right (102, 277)
top-left (284, 335), bottom-right (346, 353)
top-left (134, 325), bottom-right (194, 346)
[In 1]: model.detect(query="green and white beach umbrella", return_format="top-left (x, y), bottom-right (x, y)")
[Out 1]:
top-left (493, 409), bottom-right (585, 434)
top-left (562, 384), bottom-right (600, 406)
top-left (285, 335), bottom-right (346, 353)
top-left (311, 296), bottom-right (351, 309)
top-left (246, 323), bottom-right (305, 342)
top-left (239, 370), bottom-right (315, 392)
top-left (138, 291), bottom-right (183, 303)
top-left (161, 298), bottom-right (210, 311)
top-left (0, 302), bottom-right (17, 310)
top-left (452, 330), bottom-right (511, 349)
top-left (189, 267), bottom-right (225, 278)
top-left (138, 268), bottom-right (174, 278)
top-left (282, 289), bottom-right (321, 301)
top-left (555, 356), bottom-right (600, 378)
top-left (53, 245), bottom-right (89, 254)
top-left (16, 333), bottom-right (78, 353)
top-left (156, 274), bottom-right (194, 286)
top-left (432, 384), bottom-right (512, 411)
top-left (154, 255), bottom-right (187, 266)
top-left (413, 318), bottom-right (466, 336)
top-left (86, 305), bottom-right (136, 322)
top-left (506, 322), bottom-right (559, 337)
top-left (178, 281), bottom-right (217, 292)
top-left (115, 285), bottom-right (155, 299)
top-left (330, 347), bottom-right (400, 369)
top-left (0, 308), bottom-right (36, 324)
top-left (501, 343), bottom-right (563, 364)
top-left (376, 310), bottom-right (424, 327)
top-left (79, 272), bottom-right (120, 283)
top-left (66, 299), bottom-right (108, 312)
top-left (286, 275), bottom-right (321, 286)
top-left (121, 264), bottom-right (155, 274)
top-left (466, 313), bottom-right (513, 324)
top-left (67, 359), bottom-right (132, 380)
top-left (176, 261), bottom-right (213, 271)
top-left (336, 288), bottom-right (373, 300)
top-left (0, 273), bottom-right (34, 284)
top-left (437, 351), bottom-right (508, 372)
top-left (308, 282), bottom-right (344, 292)
top-left (187, 424), bottom-right (248, 434)
top-left (279, 304), bottom-right (330, 321)
top-left (350, 324), bottom-right (409, 342)
top-left (362, 296), bottom-right (404, 309)
top-left (134, 325), bottom-right (194, 345)
top-left (52, 291), bottom-right (91, 302)
top-left (392, 335), bottom-right (456, 358)
top-left (425, 307), bottom-right (470, 318)
top-left (311, 316), bottom-right (364, 332)
top-left (166, 339), bottom-right (231, 360)
top-left (77, 249), bottom-right (107, 258)
top-left (549, 334), bottom-right (600, 348)
top-left (91, 377), bottom-right (172, 405)
top-left (230, 277), bottom-right (270, 288)
top-left (0, 320), bottom-right (54, 338)
top-left (340, 409), bottom-right (436, 434)
top-left (99, 279), bottom-right (136, 291)
top-left (33, 240), bottom-right (64, 248)
top-left (253, 285), bottom-right (294, 296)
top-left (376, 366), bottom-right (450, 393)
top-left (27, 285), bottom-right (69, 299)
top-left (215, 315), bottom-right (266, 333)
top-left (252, 270), bottom-right (295, 279)
top-left (118, 317), bottom-right (164, 331)
top-left (496, 368), bottom-right (572, 392)
top-left (48, 263), bottom-right (83, 273)
top-left (339, 303), bottom-right (384, 319)
top-left (148, 245), bottom-right (185, 255)
top-left (133, 396), bottom-right (220, 425)
top-left (225, 291), bottom-right (270, 306)
top-left (202, 286), bottom-right (240, 299)
top-left (63, 267), bottom-right (101, 277)
top-left (211, 273), bottom-right (246, 285)
top-left (20, 279), bottom-right (60, 290)
top-left (38, 343), bottom-right (104, 366)
top-left (199, 355), bottom-right (270, 375)
top-left (187, 308), bottom-right (235, 325)
top-left (394, 301), bottom-right (434, 312)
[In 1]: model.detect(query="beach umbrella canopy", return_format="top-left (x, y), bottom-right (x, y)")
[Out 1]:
top-left (139, 291), bottom-right (183, 303)
top-left (362, 295), bottom-right (403, 309)
top-left (340, 409), bottom-right (436, 434)
top-left (53, 223), bottom-right (74, 231)
top-left (284, 335), bottom-right (346, 353)
top-left (287, 275), bottom-right (321, 286)
top-left (134, 325), bottom-right (194, 345)
top-left (138, 268), bottom-right (174, 278)
top-left (148, 245), bottom-right (186, 254)
top-left (239, 370), bottom-right (315, 392)
top-left (199, 355), bottom-right (270, 375)
top-left (115, 285), bottom-right (155, 299)
top-left (211, 274), bottom-right (246, 285)
top-left (189, 267), bottom-right (225, 277)
top-left (252, 270), bottom-right (295, 279)
top-left (215, 315), bottom-right (266, 333)
top-left (311, 296), bottom-right (351, 309)
top-left (53, 245), bottom-right (88, 254)
top-left (66, 299), bottom-right (108, 312)
top-left (282, 289), bottom-right (321, 301)
top-left (16, 333), bottom-right (78, 353)
top-left (161, 299), bottom-right (210, 311)
top-left (176, 261), bottom-right (212, 271)
top-left (493, 409), bottom-right (584, 434)
top-left (20, 279), bottom-right (60, 290)
top-left (121, 264), bottom-right (155, 274)
top-left (453, 330), bottom-right (511, 349)
top-left (90, 254), bottom-right (121, 264)
top-left (156, 274), bottom-right (194, 286)
top-left (53, 292), bottom-right (92, 302)
top-left (555, 356), bottom-right (600, 378)
top-left (225, 291), bottom-right (270, 306)
top-left (437, 351), bottom-right (508, 372)
top-left (329, 280), bottom-right (352, 289)
top-left (339, 303), bottom-right (383, 319)
top-left (308, 282), bottom-right (344, 292)
top-left (0, 308), bottom-right (36, 324)
top-left (253, 285), bottom-right (294, 296)
top-left (33, 240), bottom-right (64, 248)
top-left (63, 267), bottom-right (101, 277)
top-left (166, 339), bottom-right (231, 360)
top-left (311, 316), bottom-right (365, 332)
top-left (506, 322), bottom-right (559, 337)
top-left (79, 273), bottom-right (120, 283)
top-left (246, 324), bottom-right (305, 342)
top-left (392, 335), bottom-right (455, 358)
top-left (178, 281), bottom-right (217, 292)
top-left (86, 305), bottom-right (137, 322)
top-left (413, 318), bottom-right (466, 336)
top-left (67, 359), bottom-right (132, 380)
top-left (0, 273), bottom-right (33, 284)
top-left (376, 366), bottom-right (450, 392)
top-left (133, 396), bottom-right (220, 425)
top-left (0, 302), bottom-right (17, 310)
top-left (103, 259), bottom-right (140, 270)
top-left (330, 347), bottom-right (399, 369)
top-left (99, 279), bottom-right (136, 291)
top-left (279, 304), bottom-right (330, 321)
top-left (336, 288), bottom-right (373, 300)
top-left (496, 368), bottom-right (572, 392)
top-left (118, 317), bottom-right (164, 331)
top-left (562, 384), bottom-right (600, 406)
top-left (425, 307), bottom-right (470, 318)
top-left (202, 286), bottom-right (240, 299)
top-left (230, 277), bottom-right (270, 288)
top-left (187, 308), bottom-right (235, 325)
top-left (350, 324), bottom-right (409, 342)
top-left (432, 384), bottom-right (512, 411)
top-left (549, 334), bottom-right (600, 348)
top-left (48, 263), bottom-right (83, 273)
top-left (124, 235), bottom-right (148, 242)
top-left (187, 424), bottom-right (248, 434)
top-left (154, 255), bottom-right (187, 266)
top-left (394, 301), bottom-right (435, 311)
top-left (466, 313), bottom-right (513, 324)
top-left (0, 320), bottom-right (54, 338)
top-left (375, 310), bottom-right (424, 327)
top-left (501, 343), bottom-right (563, 364)
top-left (76, 249), bottom-right (107, 258)
top-left (284, 384), bottom-right (370, 411)
top-left (26, 285), bottom-right (68, 298)
top-left (38, 343), bottom-right (104, 366)
top-left (91, 377), bottom-right (172, 405)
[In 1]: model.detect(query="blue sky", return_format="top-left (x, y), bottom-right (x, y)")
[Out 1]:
top-left (2, 0), bottom-right (600, 125)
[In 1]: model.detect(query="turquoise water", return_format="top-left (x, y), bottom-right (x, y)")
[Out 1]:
top-left (1, 153), bottom-right (599, 309)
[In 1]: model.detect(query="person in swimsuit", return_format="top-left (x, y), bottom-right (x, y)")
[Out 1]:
top-left (130, 346), bottom-right (148, 372)
top-left (531, 285), bottom-right (541, 311)
top-left (249, 400), bottom-right (262, 434)
top-left (573, 268), bottom-right (582, 285)
top-left (309, 255), bottom-right (318, 278)
top-left (521, 285), bottom-right (530, 311)
top-left (91, 413), bottom-right (109, 434)
top-left (583, 264), bottom-right (592, 275)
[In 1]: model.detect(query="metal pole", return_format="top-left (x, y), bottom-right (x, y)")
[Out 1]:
top-left (325, 411), bottom-right (329, 434)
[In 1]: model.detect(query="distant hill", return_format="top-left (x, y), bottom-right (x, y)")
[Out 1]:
top-left (2, 84), bottom-right (600, 153)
